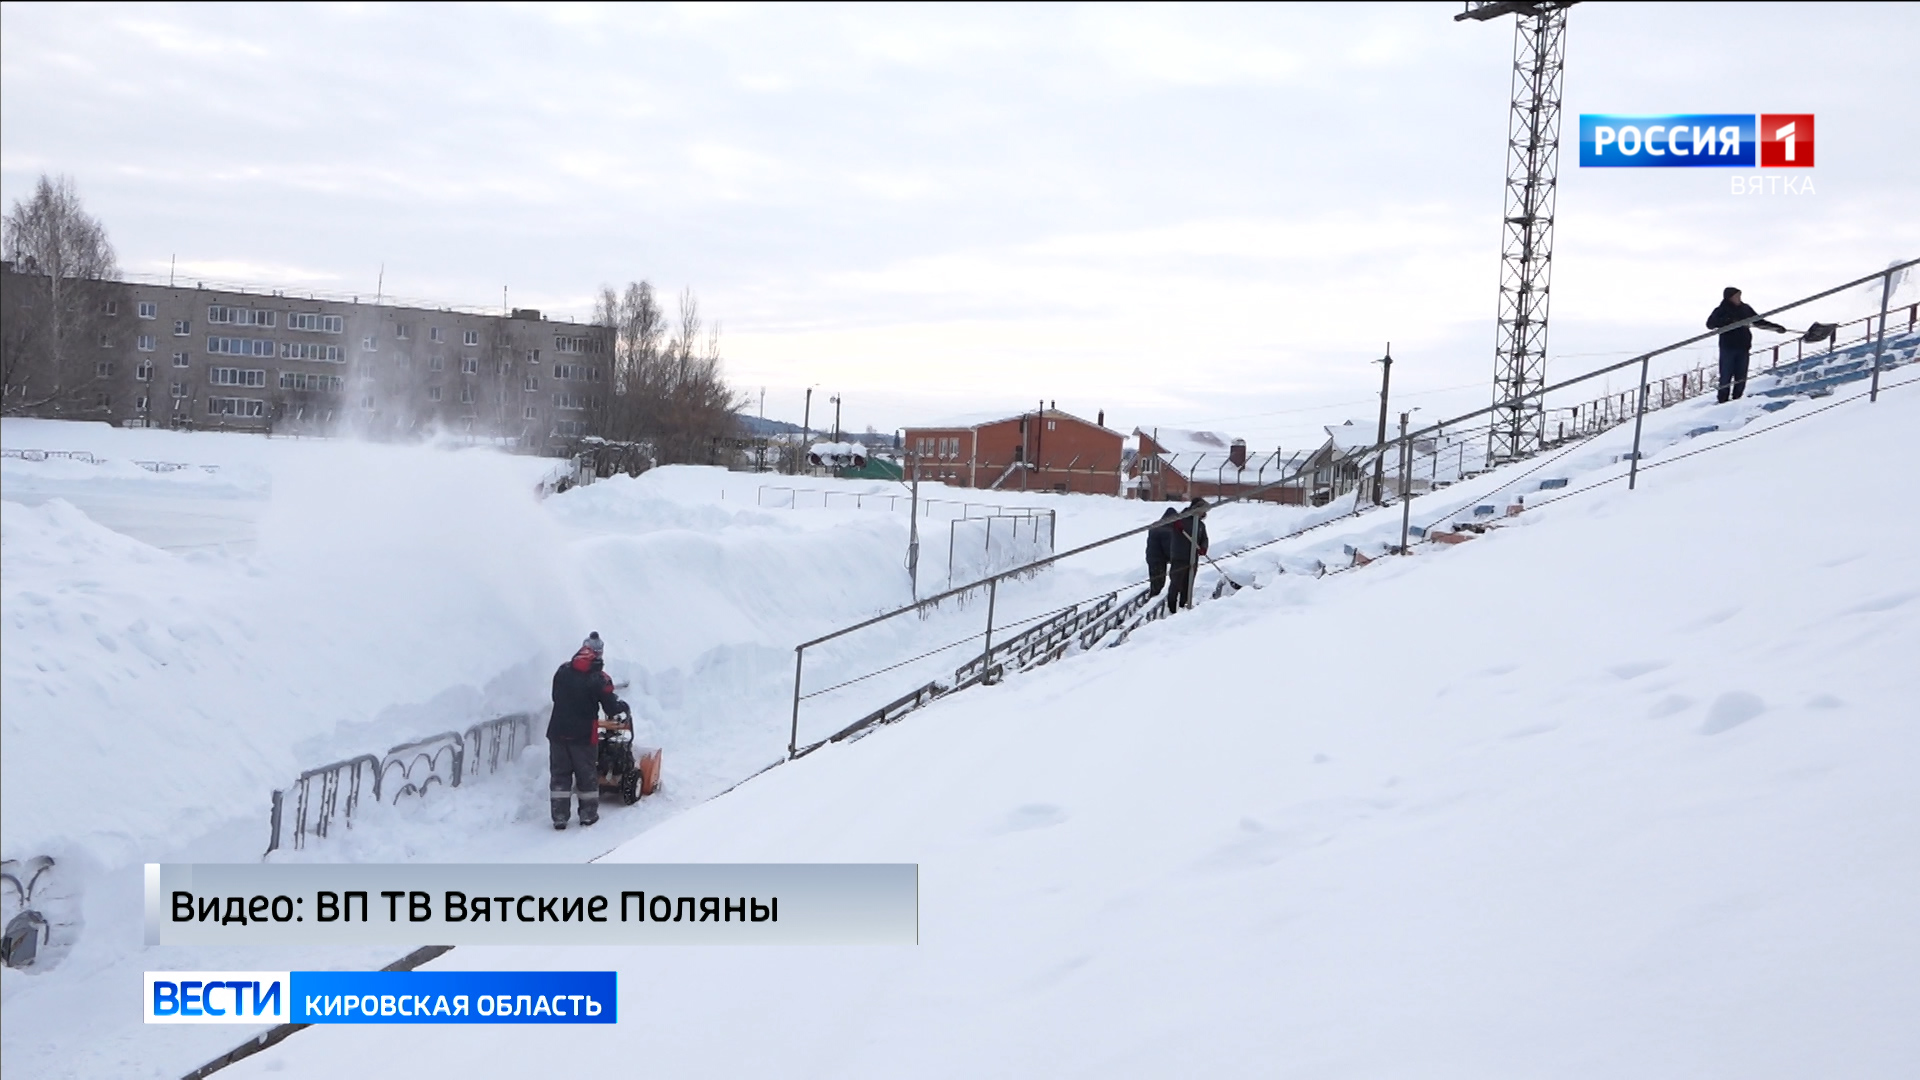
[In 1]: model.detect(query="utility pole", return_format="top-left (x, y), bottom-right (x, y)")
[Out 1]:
top-left (799, 387), bottom-right (813, 476)
top-left (1372, 344), bottom-right (1393, 505)
top-left (831, 394), bottom-right (842, 442)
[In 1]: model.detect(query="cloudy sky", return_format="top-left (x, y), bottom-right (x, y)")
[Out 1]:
top-left (3, 2), bottom-right (1915, 443)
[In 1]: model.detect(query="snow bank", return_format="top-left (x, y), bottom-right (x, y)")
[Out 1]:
top-left (223, 383), bottom-right (1919, 1079)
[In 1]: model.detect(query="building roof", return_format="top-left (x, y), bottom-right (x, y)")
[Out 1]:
top-left (1133, 427), bottom-right (1240, 457)
top-left (1324, 420), bottom-right (1379, 452)
top-left (909, 409), bottom-right (1120, 436)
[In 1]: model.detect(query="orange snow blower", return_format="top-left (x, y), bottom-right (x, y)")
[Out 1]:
top-left (597, 710), bottom-right (661, 804)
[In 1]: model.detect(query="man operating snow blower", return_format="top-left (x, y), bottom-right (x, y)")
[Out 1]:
top-left (548, 632), bottom-right (628, 830)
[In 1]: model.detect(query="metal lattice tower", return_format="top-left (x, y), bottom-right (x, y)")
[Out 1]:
top-left (1459, 2), bottom-right (1575, 462)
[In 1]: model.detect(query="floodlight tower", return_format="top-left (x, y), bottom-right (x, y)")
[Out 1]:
top-left (1458, 1), bottom-right (1577, 463)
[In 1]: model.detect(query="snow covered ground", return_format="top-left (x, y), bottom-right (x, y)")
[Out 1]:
top-left (204, 378), bottom-right (1919, 1079)
top-left (0, 418), bottom-right (1305, 1076)
top-left (5, 372), bottom-right (1918, 1077)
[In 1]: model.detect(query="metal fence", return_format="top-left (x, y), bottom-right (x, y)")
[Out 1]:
top-left (264, 711), bottom-right (534, 856)
top-left (780, 258), bottom-right (1919, 764)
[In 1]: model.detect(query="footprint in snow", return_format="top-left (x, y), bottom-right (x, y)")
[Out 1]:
top-left (1608, 660), bottom-right (1669, 680)
top-left (996, 804), bottom-right (1068, 834)
top-left (1700, 692), bottom-right (1765, 735)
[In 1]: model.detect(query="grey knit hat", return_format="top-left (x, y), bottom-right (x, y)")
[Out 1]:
top-left (582, 632), bottom-right (604, 657)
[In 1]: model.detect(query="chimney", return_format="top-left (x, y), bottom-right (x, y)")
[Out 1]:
top-left (1097, 409), bottom-right (1105, 427)
top-left (1230, 438), bottom-right (1247, 469)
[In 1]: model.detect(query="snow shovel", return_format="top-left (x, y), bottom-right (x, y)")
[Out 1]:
top-left (1204, 554), bottom-right (1253, 591)
top-left (1800, 322), bottom-right (1838, 343)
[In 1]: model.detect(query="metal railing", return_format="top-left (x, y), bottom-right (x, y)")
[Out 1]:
top-left (0, 448), bottom-right (99, 463)
top-left (263, 711), bottom-right (534, 856)
top-left (756, 484), bottom-right (1056, 524)
top-left (781, 258), bottom-right (1918, 761)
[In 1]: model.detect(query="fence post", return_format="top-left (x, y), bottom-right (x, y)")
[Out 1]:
top-left (1397, 412), bottom-right (1413, 554)
top-left (788, 648), bottom-right (805, 759)
top-left (980, 577), bottom-right (999, 685)
top-left (1870, 269), bottom-right (1894, 403)
top-left (264, 790), bottom-right (283, 859)
top-left (1628, 355), bottom-right (1650, 490)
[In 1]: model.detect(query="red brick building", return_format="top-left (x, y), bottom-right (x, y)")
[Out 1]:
top-left (904, 407), bottom-right (1124, 495)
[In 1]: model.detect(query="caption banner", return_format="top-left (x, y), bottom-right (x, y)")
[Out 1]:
top-left (145, 970), bottom-right (618, 1025)
top-left (146, 863), bottom-right (918, 947)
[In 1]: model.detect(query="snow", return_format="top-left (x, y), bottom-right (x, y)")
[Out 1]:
top-left (6, 376), bottom-right (1919, 1078)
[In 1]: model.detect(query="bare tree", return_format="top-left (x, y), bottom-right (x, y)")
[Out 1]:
top-left (593, 281), bottom-right (741, 464)
top-left (2, 174), bottom-right (128, 415)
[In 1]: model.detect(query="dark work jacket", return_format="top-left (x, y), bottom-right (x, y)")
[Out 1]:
top-left (1169, 517), bottom-right (1209, 566)
top-left (1707, 301), bottom-right (1784, 352)
top-left (547, 656), bottom-right (626, 743)
top-left (1145, 511), bottom-right (1177, 570)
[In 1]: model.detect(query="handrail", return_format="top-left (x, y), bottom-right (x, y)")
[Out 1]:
top-left (784, 259), bottom-right (1917, 756)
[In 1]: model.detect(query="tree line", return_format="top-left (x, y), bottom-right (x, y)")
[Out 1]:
top-left (592, 282), bottom-right (744, 465)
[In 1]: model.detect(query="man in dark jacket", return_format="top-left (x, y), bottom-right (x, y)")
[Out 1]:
top-left (547, 632), bottom-right (628, 830)
top-left (1166, 498), bottom-right (1209, 613)
top-left (1145, 508), bottom-right (1177, 596)
top-left (1707, 287), bottom-right (1787, 403)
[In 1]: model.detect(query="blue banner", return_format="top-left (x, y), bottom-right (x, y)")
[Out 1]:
top-left (290, 970), bottom-right (616, 1024)
top-left (1579, 114), bottom-right (1755, 167)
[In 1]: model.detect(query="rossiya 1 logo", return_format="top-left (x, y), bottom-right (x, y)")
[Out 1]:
top-left (1579, 114), bottom-right (1814, 168)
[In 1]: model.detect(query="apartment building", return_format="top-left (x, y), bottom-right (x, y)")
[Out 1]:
top-left (0, 263), bottom-right (610, 445)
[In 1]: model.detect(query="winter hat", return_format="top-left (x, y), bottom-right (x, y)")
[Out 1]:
top-left (582, 632), bottom-right (604, 657)
top-left (1723, 286), bottom-right (1741, 300)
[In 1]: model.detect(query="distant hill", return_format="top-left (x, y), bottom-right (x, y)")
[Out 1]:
top-left (737, 415), bottom-right (806, 436)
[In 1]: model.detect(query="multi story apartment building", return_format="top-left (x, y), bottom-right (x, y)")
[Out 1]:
top-left (0, 263), bottom-right (610, 445)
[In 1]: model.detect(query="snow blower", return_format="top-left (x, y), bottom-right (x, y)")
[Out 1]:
top-left (597, 710), bottom-right (661, 805)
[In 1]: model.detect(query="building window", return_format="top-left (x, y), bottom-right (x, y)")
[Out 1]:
top-left (136, 394), bottom-right (149, 410)
top-left (526, 348), bottom-right (540, 364)
top-left (361, 335), bottom-right (378, 352)
top-left (523, 375), bottom-right (539, 391)
top-left (209, 367), bottom-right (267, 388)
top-left (173, 318), bottom-right (191, 336)
top-left (288, 312), bottom-right (344, 334)
top-left (172, 351), bottom-right (191, 368)
top-left (208, 336), bottom-right (274, 357)
top-left (428, 356), bottom-right (444, 372)
top-left (96, 361), bottom-right (114, 377)
top-left (99, 332), bottom-right (113, 348)
top-left (463, 329), bottom-right (479, 347)
top-left (429, 327), bottom-right (444, 343)
top-left (171, 381), bottom-right (190, 399)
top-left (524, 405), bottom-right (538, 420)
top-left (460, 385), bottom-right (474, 404)
top-left (556, 334), bottom-right (596, 354)
top-left (102, 299), bottom-right (119, 316)
top-left (279, 372), bottom-right (343, 392)
top-left (137, 334), bottom-right (155, 351)
top-left (460, 356), bottom-right (477, 374)
top-left (207, 396), bottom-right (266, 418)
top-left (136, 360), bottom-right (153, 381)
top-left (428, 386), bottom-right (443, 402)
top-left (137, 301), bottom-right (158, 319)
top-left (208, 305), bottom-right (274, 327)
top-left (553, 363), bottom-right (602, 382)
top-left (95, 392), bottom-right (111, 408)
top-left (280, 342), bottom-right (342, 362)
top-left (395, 323), bottom-right (411, 340)
top-left (553, 392), bottom-right (586, 411)
top-left (361, 395), bottom-right (375, 409)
